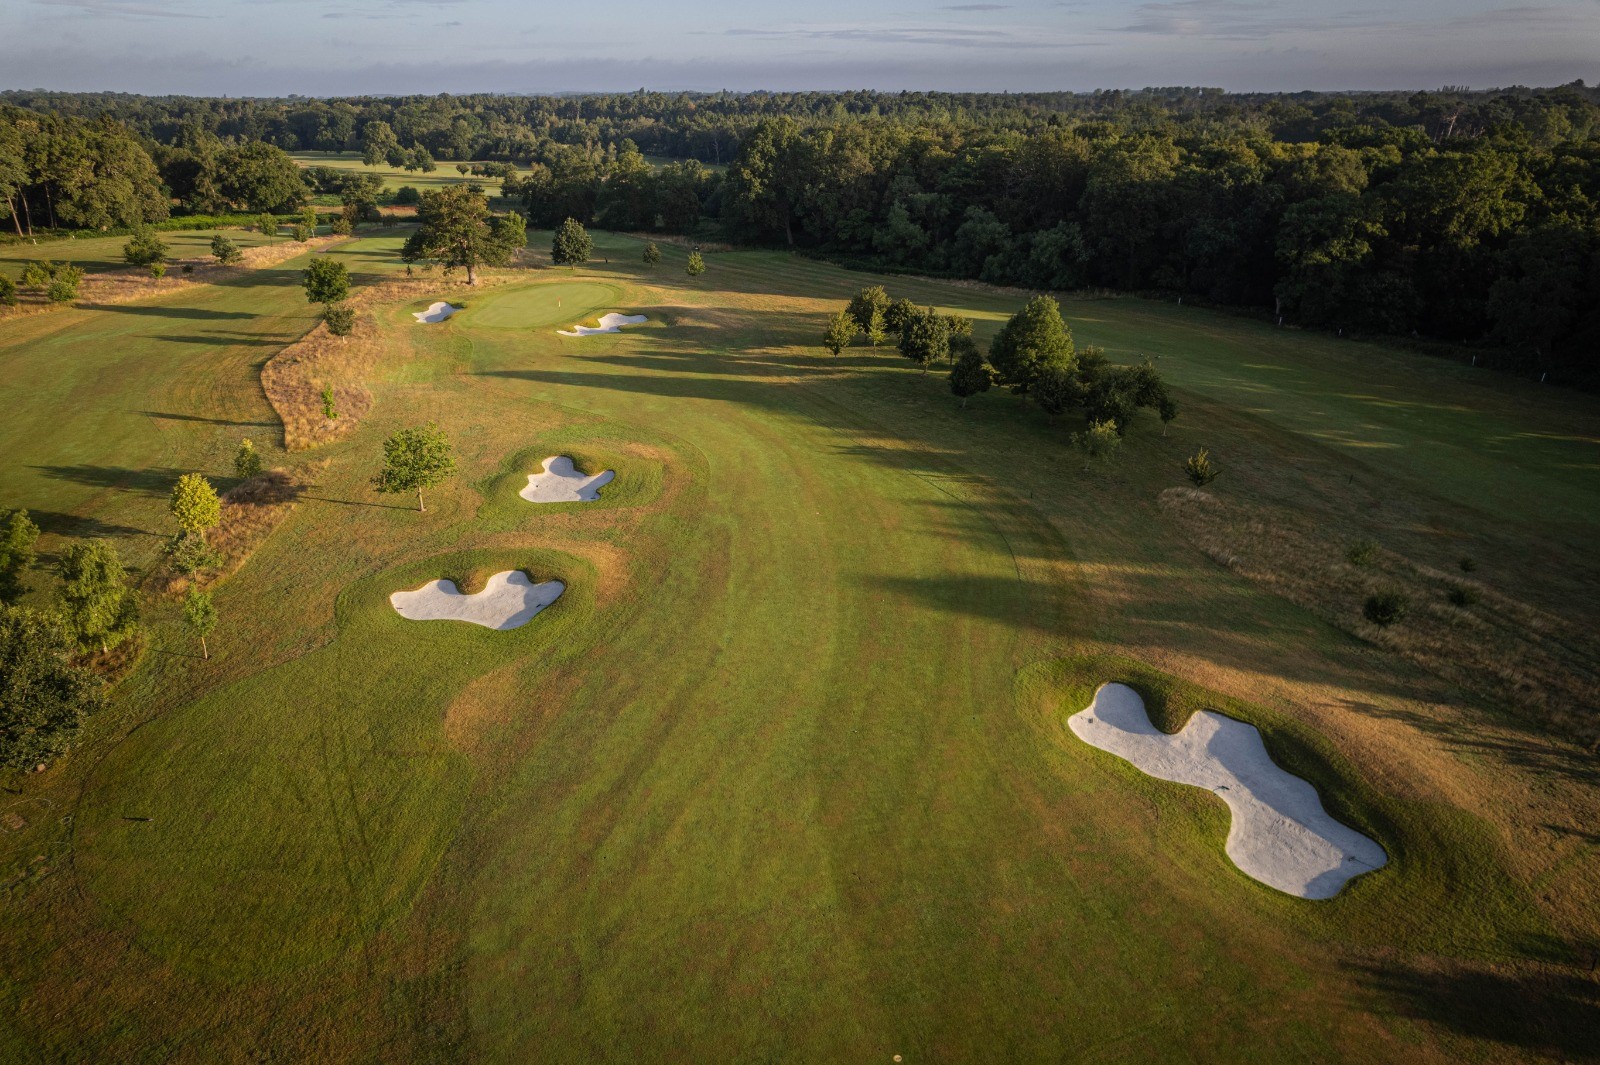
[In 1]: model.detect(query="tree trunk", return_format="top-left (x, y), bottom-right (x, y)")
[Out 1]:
top-left (466, 260), bottom-right (477, 285)
top-left (44, 185), bottom-right (56, 230)
top-left (783, 211), bottom-right (794, 247)
top-left (961, 395), bottom-right (969, 409)
top-left (200, 635), bottom-right (208, 660)
top-left (5, 195), bottom-right (21, 239)
top-left (417, 486), bottom-right (426, 512)
top-left (21, 193), bottom-right (34, 238)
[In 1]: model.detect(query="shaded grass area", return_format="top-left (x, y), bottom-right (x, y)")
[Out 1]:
top-left (0, 227), bottom-right (279, 282)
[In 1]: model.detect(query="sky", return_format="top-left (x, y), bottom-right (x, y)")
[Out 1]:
top-left (3, 0), bottom-right (1597, 96)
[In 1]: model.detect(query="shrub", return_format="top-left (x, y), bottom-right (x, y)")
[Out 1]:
top-left (166, 532), bottom-right (222, 577)
top-left (1363, 591), bottom-right (1409, 627)
top-left (234, 439), bottom-right (263, 480)
top-left (643, 242), bottom-right (661, 266)
top-left (1183, 448), bottom-right (1219, 487)
top-left (122, 225), bottom-right (169, 268)
top-left (394, 186), bottom-right (421, 205)
top-left (686, 251), bottom-right (706, 276)
top-left (20, 260), bottom-right (53, 290)
top-left (1345, 539), bottom-right (1378, 567)
top-left (1446, 583), bottom-right (1480, 608)
top-left (149, 262), bottom-right (166, 279)
top-left (1072, 418), bottom-right (1123, 468)
top-left (210, 233), bottom-right (243, 265)
top-left (322, 386), bottom-right (338, 420)
top-left (1459, 556), bottom-right (1478, 573)
top-left (0, 605), bottom-right (106, 769)
top-left (181, 263), bottom-right (194, 275)
top-left (292, 223), bottom-right (313, 242)
top-left (0, 275), bottom-right (15, 306)
top-left (330, 215), bottom-right (353, 236)
top-left (324, 303), bottom-right (356, 336)
top-left (46, 265), bottom-right (83, 304)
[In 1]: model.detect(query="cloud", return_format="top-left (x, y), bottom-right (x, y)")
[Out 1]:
top-left (941, 4), bottom-right (1010, 9)
top-left (32, 0), bottom-right (213, 18)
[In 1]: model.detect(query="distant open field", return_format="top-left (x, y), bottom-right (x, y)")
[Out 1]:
top-left (0, 227), bottom-right (280, 282)
top-left (1, 231), bottom-right (1596, 1062)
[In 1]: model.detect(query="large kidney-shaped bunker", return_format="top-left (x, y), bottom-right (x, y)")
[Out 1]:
top-left (390, 571), bottom-right (564, 630)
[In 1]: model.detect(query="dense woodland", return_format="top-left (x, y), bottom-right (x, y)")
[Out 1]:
top-left (3, 85), bottom-right (1599, 383)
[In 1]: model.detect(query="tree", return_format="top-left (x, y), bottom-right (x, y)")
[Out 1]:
top-left (46, 265), bottom-right (83, 304)
top-left (1158, 393), bottom-right (1179, 435)
top-left (883, 297), bottom-right (917, 336)
top-left (0, 275), bottom-right (15, 306)
top-left (822, 310), bottom-right (858, 358)
top-left (234, 439), bottom-right (262, 480)
top-left (257, 212), bottom-right (277, 241)
top-left (0, 509), bottom-right (40, 602)
top-left (302, 257), bottom-right (350, 308)
top-left (170, 473), bottom-right (222, 539)
top-left (899, 306), bottom-right (950, 372)
top-left (1032, 365), bottom-right (1075, 418)
top-left (551, 217), bottom-right (593, 267)
top-left (183, 588), bottom-right (217, 660)
top-left (56, 541), bottom-right (139, 654)
top-left (292, 223), bottom-right (313, 242)
top-left (643, 242), bottom-right (661, 266)
top-left (1183, 448), bottom-right (1219, 487)
top-left (122, 225), bottom-right (168, 268)
top-left (1072, 418), bottom-right (1123, 468)
top-left (864, 308), bottom-right (888, 348)
top-left (0, 605), bottom-right (105, 769)
top-left (686, 251), bottom-right (706, 277)
top-left (20, 260), bottom-right (51, 290)
top-left (324, 303), bottom-right (355, 336)
top-left (989, 295), bottom-right (1075, 392)
top-left (1363, 591), bottom-right (1409, 627)
top-left (361, 120), bottom-right (399, 168)
top-left (402, 186), bottom-right (519, 284)
top-left (300, 206), bottom-right (318, 232)
top-left (847, 285), bottom-right (890, 334)
top-left (949, 340), bottom-right (994, 408)
top-left (210, 233), bottom-right (242, 265)
top-left (374, 423), bottom-right (456, 512)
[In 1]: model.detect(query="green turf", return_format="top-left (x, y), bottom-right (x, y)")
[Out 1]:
top-left (0, 227), bottom-right (280, 282)
top-left (1, 230), bottom-right (1596, 1062)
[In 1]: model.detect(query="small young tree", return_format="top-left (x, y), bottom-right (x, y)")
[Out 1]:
top-left (642, 242), bottom-right (661, 266)
top-left (149, 263), bottom-right (166, 280)
top-left (292, 223), bottom-right (313, 242)
top-left (300, 206), bottom-right (318, 232)
top-left (234, 439), bottom-right (262, 480)
top-left (847, 286), bottom-right (890, 334)
top-left (0, 509), bottom-right (41, 602)
top-left (0, 605), bottom-right (106, 769)
top-left (864, 307), bottom-right (889, 348)
top-left (183, 588), bottom-right (218, 660)
top-left (822, 310), bottom-right (858, 358)
top-left (170, 473), bottom-right (222, 541)
top-left (324, 303), bottom-right (356, 337)
top-left (551, 217), bottom-right (593, 268)
top-left (1158, 393), bottom-right (1179, 435)
top-left (303, 257), bottom-right (351, 309)
top-left (122, 226), bottom-right (169, 268)
top-left (257, 212), bottom-right (278, 240)
top-left (1446, 583), bottom-right (1481, 608)
top-left (1072, 418), bottom-right (1123, 469)
top-left (1363, 591), bottom-right (1409, 627)
top-left (0, 275), bottom-right (16, 306)
top-left (56, 541), bottom-right (139, 654)
top-left (322, 386), bottom-right (338, 420)
top-left (330, 215), bottom-right (353, 236)
top-left (46, 265), bottom-right (83, 304)
top-left (898, 306), bottom-right (950, 372)
top-left (374, 423), bottom-right (456, 512)
top-left (686, 251), bottom-right (706, 277)
top-left (1183, 448), bottom-right (1219, 487)
top-left (210, 233), bottom-right (242, 264)
top-left (949, 341), bottom-right (994, 409)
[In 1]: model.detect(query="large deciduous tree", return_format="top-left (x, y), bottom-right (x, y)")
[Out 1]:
top-left (551, 217), bottom-right (593, 267)
top-left (402, 186), bottom-right (521, 284)
top-left (988, 295), bottom-right (1076, 392)
top-left (56, 541), bottom-right (139, 654)
top-left (0, 605), bottom-right (105, 769)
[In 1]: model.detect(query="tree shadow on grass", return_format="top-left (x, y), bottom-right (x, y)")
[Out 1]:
top-left (1348, 957), bottom-right (1600, 1061)
top-left (25, 510), bottom-right (156, 541)
top-left (150, 333), bottom-right (289, 348)
top-left (299, 493), bottom-right (413, 511)
top-left (136, 410), bottom-right (277, 427)
top-left (76, 304), bottom-right (255, 321)
top-left (28, 464), bottom-right (186, 497)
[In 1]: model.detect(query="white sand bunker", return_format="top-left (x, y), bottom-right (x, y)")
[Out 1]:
top-left (519, 455), bottom-right (614, 503)
top-left (1069, 683), bottom-right (1386, 899)
top-left (557, 312), bottom-right (647, 337)
top-left (390, 571), bottom-right (564, 630)
top-left (413, 301), bottom-right (459, 324)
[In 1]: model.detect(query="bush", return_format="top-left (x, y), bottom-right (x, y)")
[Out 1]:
top-left (234, 438), bottom-right (263, 480)
top-left (643, 242), bottom-right (661, 266)
top-left (1446, 583), bottom-right (1480, 608)
top-left (181, 263), bottom-right (194, 275)
top-left (0, 275), bottom-right (15, 306)
top-left (292, 223), bottom-right (313, 242)
top-left (1363, 591), bottom-right (1409, 627)
top-left (210, 233), bottom-right (243, 265)
top-left (122, 225), bottom-right (169, 268)
top-left (686, 251), bottom-right (706, 276)
top-left (46, 265), bottom-right (83, 304)
top-left (394, 186), bottom-right (421, 205)
top-left (324, 303), bottom-right (356, 337)
top-left (165, 532), bottom-right (222, 576)
top-left (20, 260), bottom-right (53, 290)
top-left (1345, 539), bottom-right (1378, 567)
top-left (149, 262), bottom-right (166, 279)
top-left (330, 215), bottom-right (353, 236)
top-left (1072, 418), bottom-right (1123, 467)
top-left (0, 605), bottom-right (106, 769)
top-left (1459, 556), bottom-right (1478, 573)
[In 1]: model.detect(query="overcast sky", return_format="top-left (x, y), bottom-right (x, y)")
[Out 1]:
top-left (4, 0), bottom-right (1597, 96)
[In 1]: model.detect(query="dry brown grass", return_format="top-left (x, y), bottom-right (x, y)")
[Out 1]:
top-left (153, 469), bottom-right (308, 597)
top-left (1161, 486), bottom-right (1600, 748)
top-left (0, 235), bottom-right (349, 321)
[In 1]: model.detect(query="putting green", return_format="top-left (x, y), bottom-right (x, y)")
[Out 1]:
top-left (467, 280), bottom-right (623, 331)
